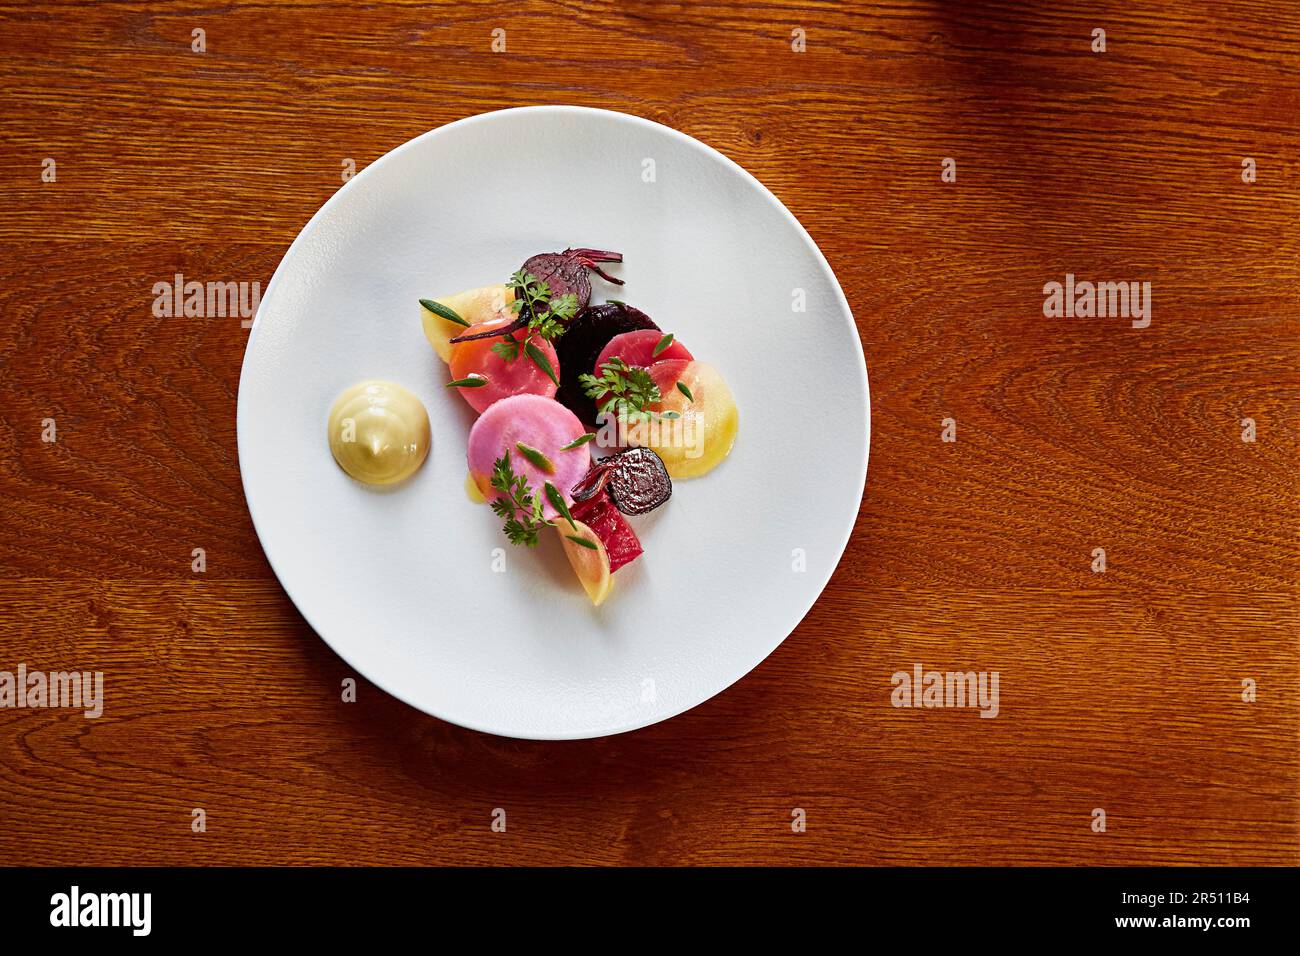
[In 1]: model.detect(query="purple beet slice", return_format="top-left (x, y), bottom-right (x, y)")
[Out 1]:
top-left (571, 447), bottom-right (672, 516)
top-left (449, 248), bottom-right (624, 345)
top-left (556, 303), bottom-right (660, 424)
top-left (522, 248), bottom-right (623, 312)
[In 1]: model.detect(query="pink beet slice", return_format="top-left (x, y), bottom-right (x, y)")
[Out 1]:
top-left (467, 394), bottom-right (592, 519)
top-left (595, 329), bottom-right (693, 372)
top-left (570, 493), bottom-right (643, 572)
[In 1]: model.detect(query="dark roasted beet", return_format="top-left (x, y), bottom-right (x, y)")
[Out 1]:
top-left (521, 253), bottom-right (592, 314)
top-left (571, 447), bottom-right (671, 516)
top-left (449, 247), bottom-right (624, 346)
top-left (521, 248), bottom-right (623, 312)
top-left (555, 303), bottom-right (659, 424)
top-left (606, 447), bottom-right (672, 515)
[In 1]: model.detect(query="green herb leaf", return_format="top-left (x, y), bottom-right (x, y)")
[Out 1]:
top-left (653, 333), bottom-right (674, 357)
top-left (578, 357), bottom-right (661, 418)
top-left (489, 454), bottom-right (546, 547)
top-left (515, 441), bottom-right (556, 474)
top-left (505, 271), bottom-right (572, 342)
top-left (503, 519), bottom-right (538, 547)
top-left (544, 482), bottom-right (576, 531)
top-left (447, 376), bottom-right (488, 388)
top-left (491, 334), bottom-right (521, 362)
top-left (560, 433), bottom-right (596, 450)
top-left (531, 315), bottom-right (565, 341)
top-left (547, 292), bottom-right (580, 323)
top-left (524, 339), bottom-right (560, 386)
top-left (565, 535), bottom-right (598, 550)
top-left (420, 298), bottom-right (470, 327)
top-left (676, 380), bottom-right (694, 401)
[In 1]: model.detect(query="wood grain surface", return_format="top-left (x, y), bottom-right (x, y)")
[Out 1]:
top-left (0, 0), bottom-right (1296, 866)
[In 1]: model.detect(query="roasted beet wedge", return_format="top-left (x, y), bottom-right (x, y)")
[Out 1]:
top-left (570, 492), bottom-right (643, 572)
top-left (524, 248), bottom-right (623, 308)
top-left (449, 248), bottom-right (624, 345)
top-left (571, 447), bottom-right (672, 516)
top-left (556, 303), bottom-right (660, 424)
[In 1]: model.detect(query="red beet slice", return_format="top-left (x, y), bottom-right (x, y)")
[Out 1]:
top-left (556, 303), bottom-right (660, 425)
top-left (570, 493), bottom-right (643, 573)
top-left (595, 329), bottom-right (693, 372)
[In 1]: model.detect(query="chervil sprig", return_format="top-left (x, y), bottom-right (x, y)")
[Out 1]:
top-left (489, 453), bottom-right (547, 547)
top-left (579, 357), bottom-right (662, 419)
top-left (491, 333), bottom-right (520, 362)
top-left (498, 271), bottom-right (575, 383)
top-left (505, 270), bottom-right (578, 343)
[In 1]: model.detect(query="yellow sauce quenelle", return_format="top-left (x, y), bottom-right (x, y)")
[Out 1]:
top-left (327, 380), bottom-right (431, 485)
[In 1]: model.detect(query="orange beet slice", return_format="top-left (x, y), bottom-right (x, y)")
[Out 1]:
top-left (448, 316), bottom-right (560, 414)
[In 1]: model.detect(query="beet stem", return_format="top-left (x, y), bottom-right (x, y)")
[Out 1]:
top-left (583, 262), bottom-right (625, 285)
top-left (448, 315), bottom-right (527, 344)
top-left (564, 248), bottom-right (623, 264)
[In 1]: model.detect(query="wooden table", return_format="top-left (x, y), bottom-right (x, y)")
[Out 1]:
top-left (1, 0), bottom-right (1296, 866)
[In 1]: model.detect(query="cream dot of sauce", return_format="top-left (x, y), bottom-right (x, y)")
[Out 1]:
top-left (327, 380), bottom-right (430, 485)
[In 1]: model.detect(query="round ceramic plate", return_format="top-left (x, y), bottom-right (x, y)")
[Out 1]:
top-left (237, 106), bottom-right (869, 739)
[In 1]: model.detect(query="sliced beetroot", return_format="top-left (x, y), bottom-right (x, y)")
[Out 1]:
top-left (572, 447), bottom-right (671, 516)
top-left (449, 248), bottom-right (624, 345)
top-left (570, 492), bottom-right (643, 573)
top-left (556, 303), bottom-right (660, 424)
top-left (595, 329), bottom-right (693, 373)
top-left (606, 447), bottom-right (672, 514)
top-left (569, 463), bottom-right (610, 504)
top-left (466, 394), bottom-right (591, 520)
top-left (448, 316), bottom-right (558, 414)
top-left (522, 248), bottom-right (623, 311)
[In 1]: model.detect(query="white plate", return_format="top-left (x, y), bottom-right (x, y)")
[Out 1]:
top-left (237, 106), bottom-right (869, 739)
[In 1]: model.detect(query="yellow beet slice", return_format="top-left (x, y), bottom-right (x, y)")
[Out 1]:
top-left (420, 284), bottom-right (515, 363)
top-left (464, 473), bottom-right (485, 503)
top-left (641, 361), bottom-right (738, 479)
top-left (557, 520), bottom-right (613, 606)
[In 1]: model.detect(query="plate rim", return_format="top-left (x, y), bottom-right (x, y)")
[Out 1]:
top-left (236, 104), bottom-right (871, 739)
